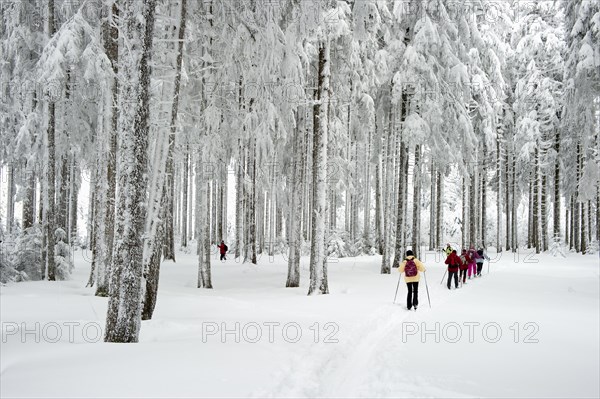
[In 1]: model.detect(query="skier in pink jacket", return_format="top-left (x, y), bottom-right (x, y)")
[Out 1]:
top-left (467, 247), bottom-right (478, 279)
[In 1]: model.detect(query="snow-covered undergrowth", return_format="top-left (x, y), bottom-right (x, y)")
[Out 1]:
top-left (1, 248), bottom-right (598, 398)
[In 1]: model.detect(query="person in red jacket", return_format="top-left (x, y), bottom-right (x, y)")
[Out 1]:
top-left (216, 240), bottom-right (228, 261)
top-left (445, 250), bottom-right (461, 289)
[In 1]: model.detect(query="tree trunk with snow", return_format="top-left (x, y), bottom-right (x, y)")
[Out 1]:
top-left (6, 165), bottom-right (15, 234)
top-left (392, 140), bottom-right (406, 269)
top-left (411, 146), bottom-right (421, 258)
top-left (197, 158), bottom-right (212, 288)
top-left (511, 155), bottom-right (517, 252)
top-left (436, 169), bottom-right (443, 249)
top-left (235, 140), bottom-right (244, 259)
top-left (163, 0), bottom-right (187, 263)
top-left (286, 110), bottom-right (304, 288)
top-left (574, 142), bottom-right (581, 252)
top-left (505, 139), bottom-right (511, 251)
top-left (541, 173), bottom-right (548, 251)
top-left (469, 171), bottom-right (476, 248)
top-left (481, 143), bottom-right (487, 248)
top-left (44, 0), bottom-right (57, 281)
top-left (181, 147), bottom-right (189, 248)
top-left (496, 130), bottom-right (502, 251)
top-left (429, 164), bottom-right (436, 251)
top-left (381, 95), bottom-right (393, 274)
top-left (308, 40), bottom-right (330, 296)
top-left (23, 166), bottom-right (36, 229)
top-left (104, 0), bottom-right (157, 343)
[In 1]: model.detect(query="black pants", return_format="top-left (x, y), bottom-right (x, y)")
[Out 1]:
top-left (407, 282), bottom-right (419, 309)
top-left (447, 271), bottom-right (458, 289)
top-left (220, 253), bottom-right (226, 261)
top-left (459, 269), bottom-right (467, 283)
top-left (476, 262), bottom-right (484, 275)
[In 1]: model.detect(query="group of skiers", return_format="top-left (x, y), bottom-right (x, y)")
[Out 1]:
top-left (443, 244), bottom-right (490, 290)
top-left (397, 244), bottom-right (490, 311)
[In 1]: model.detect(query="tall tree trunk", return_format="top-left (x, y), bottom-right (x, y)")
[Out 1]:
top-left (541, 173), bottom-right (548, 251)
top-left (6, 165), bottom-right (15, 234)
top-left (565, 205), bottom-right (572, 249)
top-left (287, 109), bottom-right (304, 288)
top-left (216, 161), bottom-right (223, 242)
top-left (481, 144), bottom-right (487, 248)
top-left (181, 147), bottom-right (189, 247)
top-left (211, 176), bottom-right (217, 244)
top-left (46, 107), bottom-right (56, 280)
top-left (89, 155), bottom-right (106, 289)
top-left (363, 123), bottom-right (372, 248)
top-left (44, 0), bottom-right (57, 281)
top-left (98, 0), bottom-right (119, 297)
top-left (580, 144), bottom-right (586, 254)
top-left (308, 41), bottom-right (330, 295)
top-left (411, 146), bottom-right (421, 258)
top-left (436, 169), bottom-right (443, 249)
top-left (374, 149), bottom-right (383, 254)
top-left (69, 159), bottom-right (79, 244)
top-left (87, 160), bottom-right (99, 288)
top-left (469, 171), bottom-right (476, 248)
top-left (381, 91), bottom-right (393, 274)
top-left (221, 162), bottom-right (227, 242)
top-left (393, 88), bottom-right (409, 266)
top-left (142, 183), bottom-right (166, 320)
top-left (249, 140), bottom-right (257, 264)
top-left (596, 184), bottom-right (600, 244)
top-left (392, 140), bottom-right (406, 269)
top-left (574, 142), bottom-right (581, 252)
top-left (553, 129), bottom-right (560, 244)
top-left (235, 140), bottom-right (244, 258)
top-left (505, 139), bottom-right (511, 251)
top-left (569, 195), bottom-right (575, 250)
top-left (141, 0), bottom-right (187, 320)
top-left (497, 129), bottom-right (502, 252)
top-left (197, 155), bottom-right (213, 288)
top-left (511, 153), bottom-right (517, 251)
top-left (23, 166), bottom-right (36, 229)
top-left (163, 0), bottom-right (187, 263)
top-left (587, 200), bottom-right (592, 244)
top-left (104, 0), bottom-right (157, 343)
top-left (527, 170), bottom-right (533, 249)
top-left (533, 147), bottom-right (540, 253)
top-left (429, 164), bottom-right (436, 251)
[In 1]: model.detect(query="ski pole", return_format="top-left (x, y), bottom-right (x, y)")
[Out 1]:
top-left (423, 271), bottom-right (431, 308)
top-left (393, 272), bottom-right (402, 304)
top-left (440, 269), bottom-right (447, 285)
top-left (487, 259), bottom-right (490, 275)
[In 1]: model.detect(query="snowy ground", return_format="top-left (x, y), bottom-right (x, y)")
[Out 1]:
top-left (1, 247), bottom-right (599, 398)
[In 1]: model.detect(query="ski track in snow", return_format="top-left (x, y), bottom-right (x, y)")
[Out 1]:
top-left (258, 268), bottom-right (497, 398)
top-left (257, 305), bottom-right (405, 398)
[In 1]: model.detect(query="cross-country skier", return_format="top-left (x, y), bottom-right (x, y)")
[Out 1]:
top-left (444, 243), bottom-right (453, 258)
top-left (216, 240), bottom-right (228, 261)
top-left (445, 249), bottom-right (461, 289)
top-left (476, 248), bottom-right (490, 276)
top-left (467, 247), bottom-right (478, 279)
top-left (459, 249), bottom-right (470, 284)
top-left (398, 250), bottom-right (426, 311)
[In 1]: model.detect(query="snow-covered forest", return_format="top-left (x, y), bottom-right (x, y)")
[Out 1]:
top-left (1, 0), bottom-right (599, 341)
top-left (1, 1), bottom-right (599, 397)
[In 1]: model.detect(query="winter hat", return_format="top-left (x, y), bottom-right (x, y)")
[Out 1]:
top-left (406, 250), bottom-right (414, 257)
